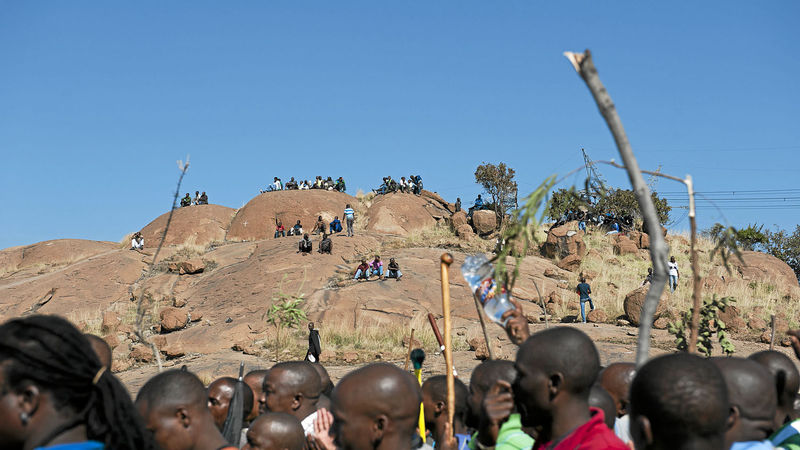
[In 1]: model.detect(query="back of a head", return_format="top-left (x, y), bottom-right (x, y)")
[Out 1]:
top-left (246, 412), bottom-right (305, 450)
top-left (599, 362), bottom-right (637, 417)
top-left (271, 361), bottom-right (323, 399)
top-left (470, 360), bottom-right (517, 393)
top-left (208, 376), bottom-right (255, 422)
top-left (422, 375), bottom-right (469, 422)
top-left (588, 384), bottom-right (617, 429)
top-left (749, 350), bottom-right (800, 422)
top-left (518, 327), bottom-right (600, 395)
top-left (712, 357), bottom-right (777, 442)
top-left (311, 363), bottom-right (334, 397)
top-left (631, 353), bottom-right (729, 449)
top-left (333, 362), bottom-right (422, 440)
top-left (0, 315), bottom-right (157, 450)
top-left (84, 333), bottom-right (113, 369)
top-left (137, 369), bottom-right (208, 413)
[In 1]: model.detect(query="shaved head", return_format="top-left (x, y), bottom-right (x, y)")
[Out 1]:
top-left (207, 377), bottom-right (254, 430)
top-left (137, 369), bottom-right (207, 411)
top-left (599, 362), bottom-right (636, 417)
top-left (749, 350), bottom-right (800, 425)
top-left (245, 369), bottom-right (269, 421)
top-left (588, 384), bottom-right (616, 429)
top-left (332, 363), bottom-right (422, 450)
top-left (311, 363), bottom-right (334, 397)
top-left (84, 333), bottom-right (112, 369)
top-left (264, 361), bottom-right (321, 421)
top-left (243, 412), bottom-right (305, 450)
top-left (630, 353), bottom-right (729, 450)
top-left (513, 327), bottom-right (600, 428)
top-left (467, 360), bottom-right (517, 429)
top-left (712, 357), bottom-right (777, 445)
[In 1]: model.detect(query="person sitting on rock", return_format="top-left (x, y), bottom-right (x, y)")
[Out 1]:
top-left (313, 176), bottom-right (324, 189)
top-left (193, 190), bottom-right (201, 205)
top-left (335, 176), bottom-right (346, 192)
top-left (412, 174), bottom-right (423, 195)
top-left (298, 233), bottom-right (312, 255)
top-left (131, 231), bottom-right (145, 250)
top-left (274, 220), bottom-right (286, 238)
top-left (641, 267), bottom-right (654, 286)
top-left (323, 176), bottom-right (335, 190)
top-left (353, 259), bottom-right (370, 281)
top-left (299, 180), bottom-right (310, 190)
top-left (289, 220), bottom-right (303, 236)
top-left (181, 192), bottom-right (192, 207)
top-left (312, 216), bottom-right (326, 235)
top-left (369, 255), bottom-right (384, 279)
top-left (319, 233), bottom-right (332, 254)
top-left (329, 216), bottom-right (342, 234)
top-left (386, 257), bottom-right (402, 280)
top-left (243, 412), bottom-right (305, 450)
top-left (399, 176), bottom-right (409, 193)
top-left (285, 177), bottom-right (298, 190)
top-left (387, 176), bottom-right (399, 193)
top-left (468, 194), bottom-right (484, 217)
top-left (199, 191), bottom-right (208, 205)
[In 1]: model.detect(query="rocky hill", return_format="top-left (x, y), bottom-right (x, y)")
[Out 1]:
top-left (1, 189), bottom-right (799, 378)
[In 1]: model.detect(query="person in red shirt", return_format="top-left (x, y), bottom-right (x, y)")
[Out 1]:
top-left (511, 327), bottom-right (628, 450)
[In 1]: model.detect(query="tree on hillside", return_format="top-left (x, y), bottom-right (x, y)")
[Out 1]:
top-left (764, 225), bottom-right (800, 283)
top-left (547, 186), bottom-right (671, 226)
top-left (474, 162), bottom-right (518, 228)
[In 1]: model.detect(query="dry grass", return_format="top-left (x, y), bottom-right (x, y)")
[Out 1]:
top-left (383, 223), bottom-right (494, 253)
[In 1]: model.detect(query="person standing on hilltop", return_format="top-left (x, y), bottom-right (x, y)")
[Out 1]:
top-left (454, 197), bottom-right (461, 213)
top-left (668, 256), bottom-right (680, 292)
top-left (576, 276), bottom-right (595, 323)
top-left (305, 322), bottom-right (322, 362)
top-left (344, 204), bottom-right (355, 237)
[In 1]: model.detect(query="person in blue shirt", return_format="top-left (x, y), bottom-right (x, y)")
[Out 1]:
top-left (0, 315), bottom-right (158, 450)
top-left (329, 216), bottom-right (343, 234)
top-left (576, 276), bottom-right (594, 323)
top-left (422, 376), bottom-right (472, 450)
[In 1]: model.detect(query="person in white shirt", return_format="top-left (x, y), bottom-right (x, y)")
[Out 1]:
top-left (668, 256), bottom-right (680, 293)
top-left (131, 232), bottom-right (144, 250)
top-left (261, 361), bottom-right (322, 436)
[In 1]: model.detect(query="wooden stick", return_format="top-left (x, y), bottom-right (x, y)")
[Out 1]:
top-left (770, 315), bottom-right (776, 351)
top-left (403, 328), bottom-right (416, 371)
top-left (440, 253), bottom-right (455, 437)
top-left (472, 295), bottom-right (496, 360)
top-left (565, 50), bottom-right (669, 368)
top-left (427, 313), bottom-right (458, 377)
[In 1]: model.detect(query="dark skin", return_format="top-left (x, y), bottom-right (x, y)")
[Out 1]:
top-left (137, 397), bottom-right (229, 450)
top-left (330, 363), bottom-right (420, 450)
top-left (0, 363), bottom-right (90, 450)
top-left (712, 358), bottom-right (777, 448)
top-left (207, 378), bottom-right (235, 430)
top-left (421, 382), bottom-right (468, 445)
top-left (243, 413), bottom-right (305, 450)
top-left (245, 370), bottom-right (269, 422)
top-left (749, 348), bottom-right (800, 427)
top-left (466, 361), bottom-right (520, 446)
top-left (599, 362), bottom-right (636, 417)
top-left (263, 367), bottom-right (319, 422)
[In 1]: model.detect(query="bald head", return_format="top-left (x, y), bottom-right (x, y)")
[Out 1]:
top-left (712, 357), bottom-right (777, 445)
top-left (137, 369), bottom-right (207, 411)
top-left (517, 327), bottom-right (600, 394)
top-left (245, 369), bottom-right (269, 420)
top-left (332, 363), bottom-right (422, 450)
top-left (84, 333), bottom-right (112, 368)
top-left (207, 377), bottom-right (254, 430)
top-left (243, 412), bottom-right (305, 450)
top-left (630, 353), bottom-right (729, 450)
top-left (467, 360), bottom-right (517, 429)
top-left (599, 362), bottom-right (636, 417)
top-left (311, 363), bottom-right (334, 397)
top-left (749, 350), bottom-right (800, 425)
top-left (264, 361), bottom-right (321, 420)
top-left (588, 384), bottom-right (616, 429)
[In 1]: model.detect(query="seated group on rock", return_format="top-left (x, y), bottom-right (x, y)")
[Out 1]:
top-left (353, 255), bottom-right (403, 281)
top-left (262, 176), bottom-right (346, 193)
top-left (9, 303), bottom-right (800, 450)
top-left (181, 190), bottom-right (209, 207)
top-left (373, 174), bottom-right (423, 195)
top-left (296, 232), bottom-right (333, 255)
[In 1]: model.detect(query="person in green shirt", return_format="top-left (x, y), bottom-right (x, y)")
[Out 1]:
top-left (466, 361), bottom-right (534, 450)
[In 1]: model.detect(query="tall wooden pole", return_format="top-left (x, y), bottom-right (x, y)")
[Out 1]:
top-left (440, 253), bottom-right (455, 437)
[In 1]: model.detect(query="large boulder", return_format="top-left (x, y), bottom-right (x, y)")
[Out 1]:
top-left (365, 192), bottom-right (447, 235)
top-left (613, 236), bottom-right (639, 256)
top-left (227, 190), bottom-right (356, 241)
top-left (623, 286), bottom-right (669, 326)
top-left (159, 307), bottom-right (188, 333)
top-left (541, 225), bottom-right (586, 259)
top-left (456, 224), bottom-right (475, 240)
top-left (556, 254), bottom-right (582, 272)
top-left (140, 204), bottom-right (236, 248)
top-left (451, 211), bottom-right (468, 230)
top-left (0, 239), bottom-right (117, 273)
top-left (472, 210), bottom-right (497, 235)
top-left (628, 231), bottom-right (650, 249)
top-left (729, 251), bottom-right (799, 292)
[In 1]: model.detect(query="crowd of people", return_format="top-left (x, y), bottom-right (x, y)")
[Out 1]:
top-left (261, 176), bottom-right (347, 193)
top-left (353, 255), bottom-right (403, 281)
top-left (272, 204), bottom-right (357, 258)
top-left (6, 305), bottom-right (800, 450)
top-left (373, 175), bottom-right (423, 196)
top-left (181, 191), bottom-right (210, 207)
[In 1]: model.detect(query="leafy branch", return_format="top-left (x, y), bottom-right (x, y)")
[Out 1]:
top-left (668, 295), bottom-right (736, 357)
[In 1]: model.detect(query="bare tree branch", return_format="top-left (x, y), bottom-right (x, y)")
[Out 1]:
top-left (565, 50), bottom-right (669, 367)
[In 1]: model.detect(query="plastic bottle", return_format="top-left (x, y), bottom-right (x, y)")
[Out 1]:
top-left (461, 254), bottom-right (514, 326)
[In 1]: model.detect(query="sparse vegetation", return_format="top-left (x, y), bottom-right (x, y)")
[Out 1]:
top-left (668, 295), bottom-right (736, 356)
top-left (475, 162), bottom-right (518, 228)
top-left (265, 276), bottom-right (308, 362)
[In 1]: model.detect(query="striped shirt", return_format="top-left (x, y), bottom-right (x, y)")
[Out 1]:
top-left (344, 207), bottom-right (355, 219)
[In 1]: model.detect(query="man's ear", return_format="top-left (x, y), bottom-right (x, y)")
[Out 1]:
top-left (19, 383), bottom-right (41, 418)
top-left (632, 415), bottom-right (653, 447)
top-left (727, 405), bottom-right (740, 431)
top-left (548, 373), bottom-right (564, 400)
top-left (371, 414), bottom-right (388, 445)
top-left (177, 407), bottom-right (191, 428)
top-left (292, 393), bottom-right (304, 411)
top-left (435, 400), bottom-right (445, 416)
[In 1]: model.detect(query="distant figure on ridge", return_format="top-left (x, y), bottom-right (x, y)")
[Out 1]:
top-left (576, 276), bottom-right (595, 323)
top-left (199, 191), bottom-right (208, 205)
top-left (305, 322), bottom-right (321, 363)
top-left (131, 232), bottom-right (145, 250)
top-left (335, 176), bottom-right (346, 192)
top-left (668, 256), bottom-right (680, 293)
top-left (329, 216), bottom-right (342, 234)
top-left (298, 233), bottom-right (312, 255)
top-left (454, 197), bottom-right (461, 213)
top-left (180, 193), bottom-right (192, 207)
top-left (193, 190), bottom-right (201, 205)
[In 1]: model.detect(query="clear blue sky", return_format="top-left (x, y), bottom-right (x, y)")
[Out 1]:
top-left (2, 2), bottom-right (798, 250)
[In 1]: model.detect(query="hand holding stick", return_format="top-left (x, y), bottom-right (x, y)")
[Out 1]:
top-left (440, 252), bottom-right (455, 438)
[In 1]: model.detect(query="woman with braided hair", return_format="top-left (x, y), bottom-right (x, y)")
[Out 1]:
top-left (0, 315), bottom-right (158, 450)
